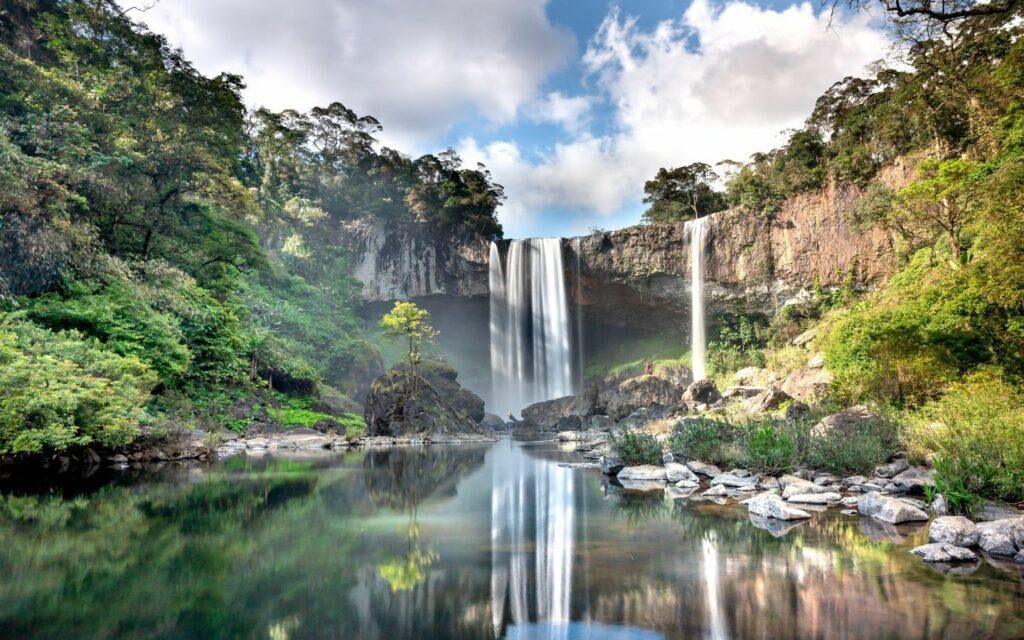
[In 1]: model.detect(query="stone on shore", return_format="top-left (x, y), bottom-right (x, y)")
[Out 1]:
top-left (875, 458), bottom-right (910, 478)
top-left (929, 516), bottom-right (980, 547)
top-left (887, 466), bottom-right (935, 494)
top-left (977, 517), bottom-right (1024, 557)
top-left (686, 460), bottom-right (722, 477)
top-left (665, 462), bottom-right (699, 484)
top-left (858, 491), bottom-right (929, 524)
top-left (600, 455), bottom-right (625, 476)
top-left (618, 465), bottom-right (668, 482)
top-left (710, 473), bottom-right (758, 489)
top-left (786, 492), bottom-right (841, 505)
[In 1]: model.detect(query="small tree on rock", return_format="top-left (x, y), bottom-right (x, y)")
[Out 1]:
top-left (379, 301), bottom-right (437, 393)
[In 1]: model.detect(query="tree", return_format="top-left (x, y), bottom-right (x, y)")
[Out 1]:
top-left (642, 163), bottom-right (725, 224)
top-left (379, 302), bottom-right (437, 392)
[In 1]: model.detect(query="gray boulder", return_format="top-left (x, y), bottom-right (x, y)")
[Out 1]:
top-left (710, 473), bottom-right (758, 489)
top-left (812, 405), bottom-right (879, 438)
top-left (977, 517), bottom-right (1024, 556)
top-left (665, 462), bottom-right (700, 484)
top-left (929, 516), bottom-right (979, 547)
top-left (521, 395), bottom-right (587, 430)
top-left (686, 460), bottom-right (722, 477)
top-left (782, 482), bottom-right (838, 500)
top-left (875, 458), bottom-right (910, 478)
top-left (747, 492), bottom-right (812, 520)
top-left (888, 466), bottom-right (935, 495)
top-left (602, 374), bottom-right (685, 420)
top-left (787, 492), bottom-right (841, 504)
top-left (600, 455), bottom-right (625, 476)
top-left (911, 543), bottom-right (977, 563)
top-left (744, 386), bottom-right (792, 415)
top-left (618, 465), bottom-right (668, 482)
top-left (858, 491), bottom-right (929, 524)
top-left (780, 365), bottom-right (832, 402)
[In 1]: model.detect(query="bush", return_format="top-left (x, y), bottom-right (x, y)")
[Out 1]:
top-left (906, 369), bottom-right (1024, 502)
top-left (740, 421), bottom-right (799, 474)
top-left (0, 318), bottom-right (157, 453)
top-left (610, 428), bottom-right (664, 466)
top-left (926, 456), bottom-right (987, 516)
top-left (668, 418), bottom-right (736, 465)
top-left (808, 418), bottom-right (896, 475)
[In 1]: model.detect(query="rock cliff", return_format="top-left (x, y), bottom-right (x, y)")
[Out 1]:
top-left (344, 162), bottom-right (913, 321)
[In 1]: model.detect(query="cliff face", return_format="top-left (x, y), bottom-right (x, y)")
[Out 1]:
top-left (345, 162), bottom-right (913, 321)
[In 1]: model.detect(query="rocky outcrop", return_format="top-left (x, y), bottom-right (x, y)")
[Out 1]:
top-left (363, 370), bottom-right (488, 437)
top-left (601, 374), bottom-right (685, 419)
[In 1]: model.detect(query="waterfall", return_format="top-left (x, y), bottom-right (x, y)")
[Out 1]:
top-left (489, 238), bottom-right (574, 417)
top-left (687, 216), bottom-right (709, 381)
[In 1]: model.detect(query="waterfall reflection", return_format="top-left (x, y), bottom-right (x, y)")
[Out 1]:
top-left (491, 439), bottom-right (575, 640)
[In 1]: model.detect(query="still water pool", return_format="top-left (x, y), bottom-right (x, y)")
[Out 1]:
top-left (0, 437), bottom-right (1021, 639)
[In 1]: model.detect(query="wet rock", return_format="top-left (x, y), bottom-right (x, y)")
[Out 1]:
top-left (929, 516), bottom-right (979, 547)
top-left (841, 509), bottom-right (859, 516)
top-left (683, 379), bottom-right (723, 406)
top-left (875, 458), bottom-right (910, 478)
top-left (674, 478), bottom-right (700, 489)
top-left (747, 492), bottom-right (812, 520)
top-left (749, 514), bottom-right (807, 537)
top-left (618, 465), bottom-right (667, 482)
top-left (665, 462), bottom-right (699, 484)
top-left (600, 455), bottom-right (625, 476)
top-left (912, 543), bottom-right (977, 563)
top-left (710, 473), bottom-right (758, 489)
top-left (686, 460), bottom-right (722, 477)
top-left (787, 492), bottom-right (841, 504)
top-left (977, 517), bottom-right (1024, 557)
top-left (840, 496), bottom-right (861, 507)
top-left (858, 491), bottom-right (929, 524)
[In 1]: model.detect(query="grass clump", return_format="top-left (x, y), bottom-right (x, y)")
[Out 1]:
top-left (807, 417), bottom-right (897, 475)
top-left (741, 421), bottom-right (800, 474)
top-left (610, 428), bottom-right (664, 466)
top-left (668, 418), bottom-right (737, 465)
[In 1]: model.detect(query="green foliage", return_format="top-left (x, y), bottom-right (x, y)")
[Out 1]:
top-left (926, 456), bottom-right (987, 516)
top-left (642, 163), bottom-right (725, 224)
top-left (610, 428), bottom-right (664, 466)
top-left (0, 318), bottom-right (156, 453)
top-left (707, 314), bottom-right (768, 375)
top-left (807, 418), bottom-right (897, 475)
top-left (741, 421), bottom-right (799, 474)
top-left (266, 395), bottom-right (334, 429)
top-left (907, 369), bottom-right (1024, 502)
top-left (668, 418), bottom-right (737, 465)
top-left (379, 302), bottom-right (437, 391)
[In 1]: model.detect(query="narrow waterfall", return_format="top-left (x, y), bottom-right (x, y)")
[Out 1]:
top-left (489, 238), bottom-right (574, 417)
top-left (687, 216), bottom-right (709, 381)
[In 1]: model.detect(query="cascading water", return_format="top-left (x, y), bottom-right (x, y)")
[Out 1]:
top-left (686, 216), bottom-right (709, 382)
top-left (489, 238), bottom-right (574, 417)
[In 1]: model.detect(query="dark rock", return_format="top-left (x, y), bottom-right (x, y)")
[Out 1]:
top-left (785, 401), bottom-right (811, 421)
top-left (401, 360), bottom-right (485, 423)
top-left (555, 415), bottom-right (582, 431)
top-left (683, 379), bottom-right (723, 406)
top-left (364, 369), bottom-right (485, 437)
top-left (521, 395), bottom-right (585, 430)
top-left (480, 413), bottom-right (506, 429)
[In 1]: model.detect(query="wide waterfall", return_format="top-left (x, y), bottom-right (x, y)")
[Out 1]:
top-left (489, 238), bottom-right (574, 417)
top-left (687, 216), bottom-right (709, 381)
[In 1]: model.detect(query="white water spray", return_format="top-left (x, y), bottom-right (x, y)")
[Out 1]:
top-left (687, 217), bottom-right (709, 381)
top-left (489, 239), bottom-right (574, 416)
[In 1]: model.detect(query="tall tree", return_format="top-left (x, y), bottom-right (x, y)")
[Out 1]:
top-left (642, 163), bottom-right (725, 224)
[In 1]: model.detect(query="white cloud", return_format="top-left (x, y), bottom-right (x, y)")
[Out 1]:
top-left (464, 0), bottom-right (892, 237)
top-left (129, 0), bottom-right (574, 150)
top-left (526, 91), bottom-right (595, 134)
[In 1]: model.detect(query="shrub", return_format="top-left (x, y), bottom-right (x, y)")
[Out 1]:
top-left (906, 368), bottom-right (1024, 502)
top-left (926, 456), bottom-right (987, 516)
top-left (740, 421), bottom-right (798, 474)
top-left (0, 319), bottom-right (156, 453)
top-left (668, 418), bottom-right (736, 465)
top-left (267, 394), bottom-right (334, 428)
top-left (610, 428), bottom-right (664, 466)
top-left (808, 418), bottom-right (896, 475)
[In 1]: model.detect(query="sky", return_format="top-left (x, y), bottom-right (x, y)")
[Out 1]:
top-left (127, 0), bottom-right (893, 238)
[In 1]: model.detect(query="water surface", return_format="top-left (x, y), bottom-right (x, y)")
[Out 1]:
top-left (0, 438), bottom-right (1021, 639)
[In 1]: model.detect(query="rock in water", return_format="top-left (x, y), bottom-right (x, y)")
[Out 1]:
top-left (364, 369), bottom-right (487, 437)
top-left (710, 473), bottom-right (758, 489)
top-left (600, 455), bottom-right (625, 476)
top-left (787, 492), bottom-right (841, 504)
top-left (858, 491), bottom-right (929, 524)
top-left (929, 516), bottom-right (980, 547)
top-left (976, 517), bottom-right (1024, 556)
top-left (747, 492), bottom-right (812, 520)
top-left (911, 543), bottom-right (977, 563)
top-left (686, 460), bottom-right (722, 477)
top-left (618, 465), bottom-right (668, 482)
top-left (665, 462), bottom-right (699, 484)
top-left (521, 395), bottom-right (589, 430)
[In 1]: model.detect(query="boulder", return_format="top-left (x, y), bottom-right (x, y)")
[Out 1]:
top-left (363, 370), bottom-right (485, 437)
top-left (887, 466), bottom-right (935, 495)
top-left (911, 543), bottom-right (977, 563)
top-left (521, 395), bottom-right (584, 430)
top-left (792, 327), bottom-right (817, 347)
top-left (781, 482), bottom-right (838, 500)
top-left (555, 415), bottom-right (583, 431)
top-left (665, 462), bottom-right (700, 484)
top-left (683, 379), bottom-right (723, 406)
top-left (702, 485), bottom-right (733, 497)
top-left (744, 387), bottom-right (792, 415)
top-left (975, 501), bottom-right (1023, 522)
top-left (723, 386), bottom-right (764, 400)
top-left (785, 402), bottom-right (811, 421)
top-left (759, 477), bottom-right (781, 491)
top-left (875, 458), bottom-right (910, 478)
top-left (480, 413), bottom-right (506, 429)
top-left (710, 473), bottom-right (758, 489)
top-left (734, 366), bottom-right (769, 386)
top-left (977, 517), bottom-right (1024, 557)
top-left (787, 492), bottom-right (841, 504)
top-left (780, 366), bottom-right (831, 402)
top-left (747, 492), bottom-right (812, 520)
top-left (858, 491), bottom-right (929, 524)
top-left (589, 415), bottom-right (614, 431)
top-left (686, 460), bottom-right (723, 477)
top-left (618, 465), bottom-right (668, 482)
top-left (812, 405), bottom-right (880, 438)
top-left (674, 478), bottom-right (700, 489)
top-left (399, 360), bottom-right (486, 422)
top-left (600, 455), bottom-right (625, 476)
top-left (931, 494), bottom-right (948, 515)
top-left (603, 374), bottom-right (686, 420)
top-left (929, 516), bottom-right (980, 547)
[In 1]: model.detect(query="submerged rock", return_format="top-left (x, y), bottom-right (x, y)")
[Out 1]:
top-left (858, 491), bottom-right (929, 524)
top-left (747, 492), bottom-right (812, 520)
top-left (912, 543), bottom-right (977, 563)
